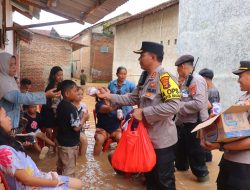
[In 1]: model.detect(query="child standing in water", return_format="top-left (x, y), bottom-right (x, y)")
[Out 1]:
top-left (56, 80), bottom-right (83, 177)
top-left (73, 86), bottom-right (89, 156)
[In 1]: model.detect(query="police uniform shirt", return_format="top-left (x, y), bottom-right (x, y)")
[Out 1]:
top-left (176, 73), bottom-right (209, 124)
top-left (224, 92), bottom-right (250, 164)
top-left (110, 65), bottom-right (181, 149)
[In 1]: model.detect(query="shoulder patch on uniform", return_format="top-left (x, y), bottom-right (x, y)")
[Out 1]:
top-left (159, 72), bottom-right (181, 101)
top-left (188, 84), bottom-right (197, 96)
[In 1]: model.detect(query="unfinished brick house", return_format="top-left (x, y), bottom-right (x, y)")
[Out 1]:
top-left (1, 0), bottom-right (129, 85)
top-left (19, 28), bottom-right (84, 91)
top-left (70, 13), bottom-right (131, 82)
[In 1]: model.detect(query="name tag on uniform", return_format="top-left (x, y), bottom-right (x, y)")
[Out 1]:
top-left (138, 86), bottom-right (143, 90)
top-left (181, 89), bottom-right (189, 98)
top-left (147, 88), bottom-right (156, 93)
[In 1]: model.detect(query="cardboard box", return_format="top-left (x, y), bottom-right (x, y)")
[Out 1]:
top-left (192, 105), bottom-right (250, 143)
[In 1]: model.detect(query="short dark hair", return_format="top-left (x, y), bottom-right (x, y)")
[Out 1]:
top-left (116, 66), bottom-right (127, 74)
top-left (148, 52), bottom-right (164, 63)
top-left (58, 80), bottom-right (76, 97)
top-left (156, 55), bottom-right (163, 62)
top-left (20, 78), bottom-right (32, 85)
top-left (199, 68), bottom-right (214, 80)
top-left (81, 69), bottom-right (84, 72)
top-left (22, 104), bottom-right (35, 110)
top-left (77, 86), bottom-right (84, 91)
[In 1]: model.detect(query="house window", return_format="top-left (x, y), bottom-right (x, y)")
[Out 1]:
top-left (100, 46), bottom-right (109, 53)
top-left (167, 40), bottom-right (170, 45)
top-left (174, 39), bottom-right (177, 45)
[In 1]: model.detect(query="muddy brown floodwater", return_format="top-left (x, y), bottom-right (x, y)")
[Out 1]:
top-left (33, 83), bottom-right (222, 190)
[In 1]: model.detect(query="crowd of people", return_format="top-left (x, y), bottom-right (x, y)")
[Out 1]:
top-left (0, 39), bottom-right (249, 190)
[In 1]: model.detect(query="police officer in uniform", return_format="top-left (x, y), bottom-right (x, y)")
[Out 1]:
top-left (199, 68), bottom-right (221, 162)
top-left (98, 41), bottom-right (181, 190)
top-left (175, 55), bottom-right (209, 182)
top-left (201, 61), bottom-right (250, 190)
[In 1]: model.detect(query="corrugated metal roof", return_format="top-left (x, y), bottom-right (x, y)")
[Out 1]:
top-left (11, 0), bottom-right (41, 19)
top-left (111, 0), bottom-right (179, 27)
top-left (30, 29), bottom-right (87, 51)
top-left (14, 0), bottom-right (129, 24)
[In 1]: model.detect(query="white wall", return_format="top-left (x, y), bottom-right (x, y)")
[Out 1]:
top-left (178, 0), bottom-right (250, 108)
top-left (92, 25), bottom-right (103, 34)
top-left (113, 4), bottom-right (179, 83)
top-left (72, 30), bottom-right (92, 80)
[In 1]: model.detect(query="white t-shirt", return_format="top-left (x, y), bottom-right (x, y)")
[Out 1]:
top-left (78, 102), bottom-right (88, 118)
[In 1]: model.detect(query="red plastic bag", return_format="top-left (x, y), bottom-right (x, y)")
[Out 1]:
top-left (112, 118), bottom-right (156, 173)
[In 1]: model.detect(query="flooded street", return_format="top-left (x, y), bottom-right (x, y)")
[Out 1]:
top-left (34, 83), bottom-right (222, 190)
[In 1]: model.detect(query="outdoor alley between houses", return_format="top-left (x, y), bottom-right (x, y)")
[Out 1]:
top-left (31, 82), bottom-right (222, 190)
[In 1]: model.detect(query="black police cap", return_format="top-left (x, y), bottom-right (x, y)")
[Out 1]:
top-left (199, 68), bottom-right (214, 80)
top-left (175, 54), bottom-right (194, 66)
top-left (233, 61), bottom-right (250, 75)
top-left (133, 41), bottom-right (164, 57)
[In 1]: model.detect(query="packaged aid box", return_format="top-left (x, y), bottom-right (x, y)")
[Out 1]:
top-left (192, 105), bottom-right (250, 143)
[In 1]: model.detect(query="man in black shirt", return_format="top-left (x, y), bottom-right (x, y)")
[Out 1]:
top-left (199, 68), bottom-right (220, 108)
top-left (56, 80), bottom-right (81, 177)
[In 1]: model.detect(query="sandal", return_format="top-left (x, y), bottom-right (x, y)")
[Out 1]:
top-left (39, 146), bottom-right (49, 160)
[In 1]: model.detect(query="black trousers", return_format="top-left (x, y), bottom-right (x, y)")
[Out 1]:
top-left (205, 149), bottom-right (213, 162)
top-left (145, 145), bottom-right (176, 190)
top-left (175, 123), bottom-right (208, 177)
top-left (217, 157), bottom-right (250, 190)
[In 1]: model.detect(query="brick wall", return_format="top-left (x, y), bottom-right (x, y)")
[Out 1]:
top-left (20, 34), bottom-right (72, 91)
top-left (91, 33), bottom-right (114, 82)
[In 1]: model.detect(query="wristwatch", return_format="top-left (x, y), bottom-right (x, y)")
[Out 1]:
top-left (219, 142), bottom-right (225, 152)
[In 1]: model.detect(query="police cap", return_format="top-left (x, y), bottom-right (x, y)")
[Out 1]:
top-left (133, 41), bottom-right (164, 57)
top-left (199, 68), bottom-right (214, 80)
top-left (175, 54), bottom-right (194, 66)
top-left (233, 61), bottom-right (250, 75)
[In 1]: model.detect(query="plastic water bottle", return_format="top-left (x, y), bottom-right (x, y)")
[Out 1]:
top-left (86, 87), bottom-right (99, 96)
top-left (212, 102), bottom-right (222, 115)
top-left (117, 109), bottom-right (123, 120)
top-left (84, 121), bottom-right (90, 129)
